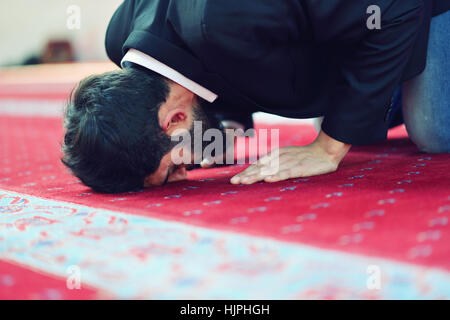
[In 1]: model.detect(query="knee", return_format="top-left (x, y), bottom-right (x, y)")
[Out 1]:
top-left (403, 108), bottom-right (450, 154)
top-left (414, 137), bottom-right (450, 154)
top-left (402, 103), bottom-right (449, 154)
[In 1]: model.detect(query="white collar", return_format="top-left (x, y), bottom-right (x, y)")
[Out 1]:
top-left (121, 48), bottom-right (218, 103)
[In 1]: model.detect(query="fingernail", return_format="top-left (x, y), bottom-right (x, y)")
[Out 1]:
top-left (230, 177), bottom-right (239, 184)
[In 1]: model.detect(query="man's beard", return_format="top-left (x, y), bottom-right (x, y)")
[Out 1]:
top-left (189, 98), bottom-right (227, 163)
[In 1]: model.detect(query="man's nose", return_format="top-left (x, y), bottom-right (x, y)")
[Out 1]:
top-left (168, 167), bottom-right (187, 183)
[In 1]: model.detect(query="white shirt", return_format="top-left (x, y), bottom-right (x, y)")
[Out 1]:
top-left (121, 48), bottom-right (218, 103)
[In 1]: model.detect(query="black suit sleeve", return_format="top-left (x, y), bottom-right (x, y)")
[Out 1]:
top-left (433, 0), bottom-right (450, 16)
top-left (317, 0), bottom-right (425, 145)
top-left (105, 0), bottom-right (135, 67)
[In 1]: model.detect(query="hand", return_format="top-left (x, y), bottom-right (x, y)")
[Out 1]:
top-left (230, 130), bottom-right (351, 184)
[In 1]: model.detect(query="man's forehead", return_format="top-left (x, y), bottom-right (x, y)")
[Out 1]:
top-left (144, 153), bottom-right (171, 187)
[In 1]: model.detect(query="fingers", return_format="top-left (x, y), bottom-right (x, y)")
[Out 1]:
top-left (230, 163), bottom-right (261, 184)
top-left (264, 170), bottom-right (291, 183)
top-left (230, 147), bottom-right (331, 185)
top-left (231, 153), bottom-right (286, 185)
top-left (231, 171), bottom-right (262, 184)
top-left (264, 167), bottom-right (302, 183)
top-left (229, 143), bottom-right (343, 185)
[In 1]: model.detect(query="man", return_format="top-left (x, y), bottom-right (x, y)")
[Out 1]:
top-left (62, 0), bottom-right (450, 193)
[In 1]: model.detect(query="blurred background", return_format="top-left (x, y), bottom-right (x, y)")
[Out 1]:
top-left (0, 0), bottom-right (310, 122)
top-left (0, 0), bottom-right (122, 67)
top-left (0, 0), bottom-right (123, 111)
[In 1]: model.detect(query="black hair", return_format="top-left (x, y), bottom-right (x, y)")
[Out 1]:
top-left (61, 66), bottom-right (174, 193)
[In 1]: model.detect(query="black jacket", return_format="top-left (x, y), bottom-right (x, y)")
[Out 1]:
top-left (105, 0), bottom-right (450, 145)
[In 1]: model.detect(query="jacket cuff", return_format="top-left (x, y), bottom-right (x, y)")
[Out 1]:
top-left (321, 116), bottom-right (389, 146)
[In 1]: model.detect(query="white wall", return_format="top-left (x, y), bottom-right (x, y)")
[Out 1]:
top-left (0, 0), bottom-right (123, 66)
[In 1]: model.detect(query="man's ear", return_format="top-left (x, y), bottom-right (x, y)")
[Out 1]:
top-left (161, 109), bottom-right (188, 133)
top-left (158, 81), bottom-right (196, 133)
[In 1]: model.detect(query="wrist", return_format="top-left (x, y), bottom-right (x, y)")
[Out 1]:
top-left (314, 130), bottom-right (351, 163)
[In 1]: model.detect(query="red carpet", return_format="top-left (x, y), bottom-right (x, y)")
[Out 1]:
top-left (0, 260), bottom-right (99, 299)
top-left (1, 115), bottom-right (449, 270)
